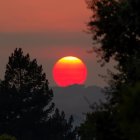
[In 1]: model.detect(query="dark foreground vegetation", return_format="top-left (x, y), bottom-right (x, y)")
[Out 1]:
top-left (0, 48), bottom-right (76, 140)
top-left (0, 0), bottom-right (140, 139)
top-left (79, 0), bottom-right (140, 140)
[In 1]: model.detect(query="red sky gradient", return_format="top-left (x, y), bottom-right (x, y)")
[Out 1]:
top-left (0, 0), bottom-right (91, 32)
top-left (0, 0), bottom-right (113, 87)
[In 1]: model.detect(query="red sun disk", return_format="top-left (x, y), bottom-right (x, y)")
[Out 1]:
top-left (53, 56), bottom-right (87, 87)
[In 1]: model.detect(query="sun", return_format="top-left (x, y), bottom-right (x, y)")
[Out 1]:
top-left (53, 56), bottom-right (87, 87)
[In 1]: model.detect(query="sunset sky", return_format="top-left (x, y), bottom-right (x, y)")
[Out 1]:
top-left (0, 0), bottom-right (113, 87)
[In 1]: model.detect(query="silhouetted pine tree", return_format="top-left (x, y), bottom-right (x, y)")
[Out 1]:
top-left (46, 109), bottom-right (77, 140)
top-left (0, 48), bottom-right (54, 139)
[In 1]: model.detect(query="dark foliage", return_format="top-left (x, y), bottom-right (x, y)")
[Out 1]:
top-left (78, 103), bottom-right (123, 140)
top-left (118, 83), bottom-right (140, 140)
top-left (79, 0), bottom-right (140, 139)
top-left (46, 109), bottom-right (77, 140)
top-left (0, 134), bottom-right (16, 140)
top-left (0, 48), bottom-right (54, 139)
top-left (0, 48), bottom-right (76, 140)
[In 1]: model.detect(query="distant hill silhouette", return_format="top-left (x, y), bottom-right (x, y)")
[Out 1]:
top-left (52, 84), bottom-right (105, 126)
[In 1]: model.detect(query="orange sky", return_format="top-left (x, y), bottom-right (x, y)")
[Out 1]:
top-left (0, 0), bottom-right (112, 87)
top-left (0, 0), bottom-right (91, 32)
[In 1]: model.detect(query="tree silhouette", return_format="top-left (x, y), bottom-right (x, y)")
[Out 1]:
top-left (86, 0), bottom-right (140, 90)
top-left (87, 0), bottom-right (140, 63)
top-left (118, 83), bottom-right (140, 140)
top-left (79, 0), bottom-right (140, 139)
top-left (46, 109), bottom-right (77, 140)
top-left (0, 48), bottom-right (54, 139)
top-left (78, 104), bottom-right (123, 140)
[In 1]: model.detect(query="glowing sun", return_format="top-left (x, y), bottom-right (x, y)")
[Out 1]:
top-left (53, 56), bottom-right (87, 87)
